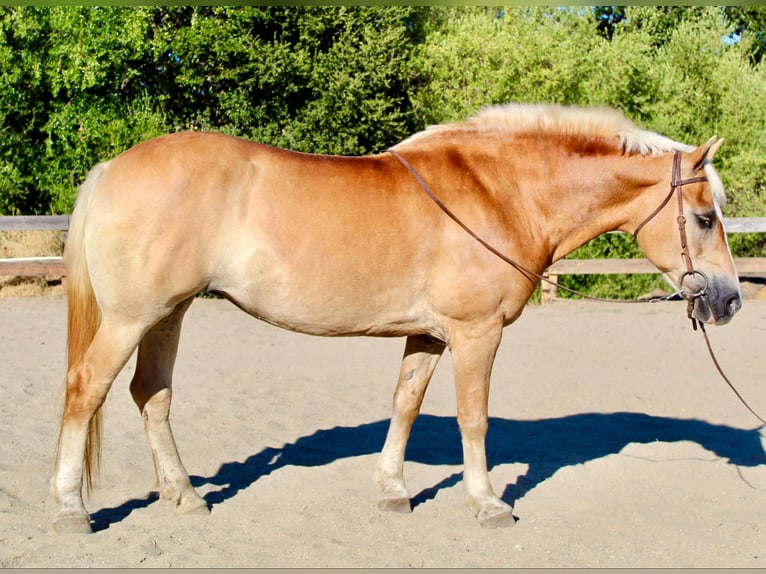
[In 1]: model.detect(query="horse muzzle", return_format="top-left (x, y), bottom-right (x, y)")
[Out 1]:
top-left (682, 271), bottom-right (742, 326)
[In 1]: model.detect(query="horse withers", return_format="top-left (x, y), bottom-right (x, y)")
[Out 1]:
top-left (50, 103), bottom-right (741, 533)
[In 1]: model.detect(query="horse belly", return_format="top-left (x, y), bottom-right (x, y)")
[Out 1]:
top-left (211, 248), bottom-right (431, 337)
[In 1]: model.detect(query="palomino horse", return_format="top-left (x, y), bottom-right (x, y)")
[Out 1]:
top-left (51, 103), bottom-right (741, 533)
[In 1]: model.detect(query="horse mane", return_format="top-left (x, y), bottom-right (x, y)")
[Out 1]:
top-left (399, 103), bottom-right (694, 157)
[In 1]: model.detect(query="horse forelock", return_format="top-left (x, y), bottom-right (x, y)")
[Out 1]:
top-left (398, 103), bottom-right (693, 157)
top-left (704, 160), bottom-right (727, 207)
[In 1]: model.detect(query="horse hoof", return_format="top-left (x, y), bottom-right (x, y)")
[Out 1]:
top-left (377, 496), bottom-right (412, 514)
top-left (477, 504), bottom-right (515, 529)
top-left (52, 513), bottom-right (93, 534)
top-left (176, 494), bottom-right (209, 515)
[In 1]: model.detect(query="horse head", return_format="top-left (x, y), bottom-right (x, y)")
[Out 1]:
top-left (633, 138), bottom-right (741, 325)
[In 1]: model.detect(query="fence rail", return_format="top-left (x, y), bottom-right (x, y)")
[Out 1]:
top-left (2, 216), bottom-right (765, 298)
top-left (0, 215), bottom-right (70, 231)
top-left (0, 216), bottom-right (69, 277)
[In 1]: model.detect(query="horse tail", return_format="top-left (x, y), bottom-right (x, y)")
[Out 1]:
top-left (60, 161), bottom-right (108, 493)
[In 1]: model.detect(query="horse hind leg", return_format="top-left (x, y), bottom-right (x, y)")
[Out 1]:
top-left (375, 335), bottom-right (445, 513)
top-left (129, 298), bottom-right (208, 516)
top-left (52, 319), bottom-right (144, 533)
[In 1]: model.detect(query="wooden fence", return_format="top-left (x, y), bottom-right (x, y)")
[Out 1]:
top-left (2, 215), bottom-right (765, 301)
top-left (0, 215), bottom-right (68, 277)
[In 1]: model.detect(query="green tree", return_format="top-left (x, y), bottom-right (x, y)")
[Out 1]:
top-left (410, 7), bottom-right (601, 124)
top-left (0, 7), bottom-right (167, 214)
top-left (128, 6), bottom-right (422, 154)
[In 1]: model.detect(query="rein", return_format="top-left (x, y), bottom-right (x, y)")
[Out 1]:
top-left (388, 148), bottom-right (766, 426)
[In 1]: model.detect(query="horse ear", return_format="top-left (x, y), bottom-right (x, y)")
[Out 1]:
top-left (690, 136), bottom-right (723, 170)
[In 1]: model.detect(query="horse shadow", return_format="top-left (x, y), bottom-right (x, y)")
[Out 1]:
top-left (90, 412), bottom-right (765, 531)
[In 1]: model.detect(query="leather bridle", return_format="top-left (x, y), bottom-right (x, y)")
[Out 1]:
top-left (632, 151), bottom-right (710, 328)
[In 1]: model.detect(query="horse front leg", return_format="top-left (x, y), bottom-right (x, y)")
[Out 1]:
top-left (450, 324), bottom-right (514, 528)
top-left (375, 334), bottom-right (445, 513)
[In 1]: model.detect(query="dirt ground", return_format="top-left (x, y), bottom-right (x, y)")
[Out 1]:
top-left (1, 294), bottom-right (765, 568)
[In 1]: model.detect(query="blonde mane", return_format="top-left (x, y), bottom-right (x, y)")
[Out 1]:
top-left (399, 103), bottom-right (694, 156)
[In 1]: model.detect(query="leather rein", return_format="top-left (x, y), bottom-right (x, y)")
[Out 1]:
top-left (388, 148), bottom-right (766, 425)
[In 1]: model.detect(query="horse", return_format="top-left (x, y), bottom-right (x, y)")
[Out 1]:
top-left (50, 102), bottom-right (742, 533)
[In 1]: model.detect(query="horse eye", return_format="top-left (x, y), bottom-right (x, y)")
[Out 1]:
top-left (695, 213), bottom-right (716, 230)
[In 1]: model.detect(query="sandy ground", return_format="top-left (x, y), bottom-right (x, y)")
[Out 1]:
top-left (1, 294), bottom-right (765, 568)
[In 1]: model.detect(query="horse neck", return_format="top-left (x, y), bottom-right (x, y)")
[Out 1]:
top-left (512, 147), bottom-right (669, 263)
top-left (396, 136), bottom-right (669, 266)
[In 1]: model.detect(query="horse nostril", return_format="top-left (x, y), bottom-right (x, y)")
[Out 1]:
top-left (726, 295), bottom-right (742, 316)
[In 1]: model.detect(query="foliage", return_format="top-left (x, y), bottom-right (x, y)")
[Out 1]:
top-left (0, 7), bottom-right (168, 214)
top-left (143, 6), bottom-right (420, 155)
top-left (410, 7), bottom-right (600, 123)
top-left (721, 6), bottom-right (766, 64)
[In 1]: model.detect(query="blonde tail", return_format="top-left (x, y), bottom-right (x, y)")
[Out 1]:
top-left (58, 162), bottom-right (108, 493)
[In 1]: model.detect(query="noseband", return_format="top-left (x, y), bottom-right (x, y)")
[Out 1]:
top-left (632, 152), bottom-right (710, 328)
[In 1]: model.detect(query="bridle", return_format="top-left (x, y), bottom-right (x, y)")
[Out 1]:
top-left (388, 148), bottom-right (766, 425)
top-left (632, 151), bottom-right (710, 329)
